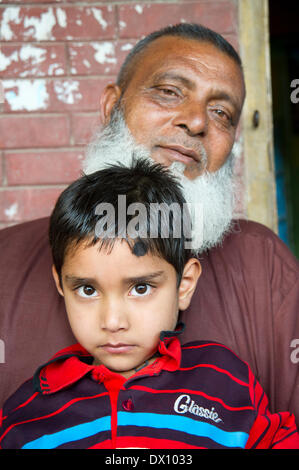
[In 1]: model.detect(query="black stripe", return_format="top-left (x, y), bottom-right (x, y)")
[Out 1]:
top-left (251, 415), bottom-right (271, 449)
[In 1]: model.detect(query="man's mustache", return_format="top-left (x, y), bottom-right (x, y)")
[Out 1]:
top-left (152, 138), bottom-right (208, 168)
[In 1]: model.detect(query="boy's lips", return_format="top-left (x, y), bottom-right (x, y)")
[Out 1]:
top-left (101, 343), bottom-right (135, 354)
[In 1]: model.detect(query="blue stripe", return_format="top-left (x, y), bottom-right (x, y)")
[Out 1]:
top-left (22, 412), bottom-right (249, 449)
top-left (22, 415), bottom-right (111, 449)
top-left (118, 412), bottom-right (249, 448)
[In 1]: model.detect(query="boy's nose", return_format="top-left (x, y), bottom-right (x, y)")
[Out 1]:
top-left (100, 300), bottom-right (129, 332)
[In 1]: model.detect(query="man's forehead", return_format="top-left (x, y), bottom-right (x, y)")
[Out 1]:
top-left (128, 36), bottom-right (245, 105)
top-left (136, 36), bottom-right (237, 70)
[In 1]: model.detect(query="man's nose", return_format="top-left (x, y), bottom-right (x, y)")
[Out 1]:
top-left (101, 299), bottom-right (129, 332)
top-left (173, 102), bottom-right (208, 137)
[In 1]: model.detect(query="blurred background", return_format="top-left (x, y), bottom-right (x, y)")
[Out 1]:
top-left (270, 0), bottom-right (299, 257)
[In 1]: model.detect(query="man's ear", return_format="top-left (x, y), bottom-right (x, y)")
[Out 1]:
top-left (100, 83), bottom-right (122, 125)
top-left (52, 265), bottom-right (64, 297)
top-left (178, 258), bottom-right (201, 311)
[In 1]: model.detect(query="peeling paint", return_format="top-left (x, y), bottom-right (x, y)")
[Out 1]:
top-left (23, 8), bottom-right (56, 41)
top-left (19, 44), bottom-right (46, 64)
top-left (135, 5), bottom-right (143, 15)
top-left (0, 50), bottom-right (18, 72)
top-left (4, 203), bottom-right (19, 220)
top-left (56, 8), bottom-right (67, 29)
top-left (54, 80), bottom-right (82, 105)
top-left (0, 45), bottom-right (47, 75)
top-left (47, 63), bottom-right (64, 76)
top-left (83, 59), bottom-right (91, 69)
top-left (3, 79), bottom-right (49, 111)
top-left (0, 7), bottom-right (21, 41)
top-left (121, 43), bottom-right (134, 52)
top-left (90, 8), bottom-right (107, 30)
top-left (92, 42), bottom-right (116, 65)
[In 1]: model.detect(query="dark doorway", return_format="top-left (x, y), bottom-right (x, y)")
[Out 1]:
top-left (269, 0), bottom-right (299, 257)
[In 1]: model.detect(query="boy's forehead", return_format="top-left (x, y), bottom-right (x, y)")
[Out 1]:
top-left (62, 237), bottom-right (174, 279)
top-left (65, 237), bottom-right (148, 262)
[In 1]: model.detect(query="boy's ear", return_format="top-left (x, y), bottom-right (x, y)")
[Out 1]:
top-left (178, 258), bottom-right (201, 311)
top-left (100, 83), bottom-right (122, 125)
top-left (52, 265), bottom-right (64, 297)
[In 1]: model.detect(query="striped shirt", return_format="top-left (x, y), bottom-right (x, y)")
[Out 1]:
top-left (1, 332), bottom-right (298, 449)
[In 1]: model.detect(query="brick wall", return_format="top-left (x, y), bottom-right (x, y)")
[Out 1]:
top-left (0, 0), bottom-right (240, 228)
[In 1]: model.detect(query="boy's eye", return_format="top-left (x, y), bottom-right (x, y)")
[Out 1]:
top-left (76, 285), bottom-right (97, 298)
top-left (130, 283), bottom-right (153, 297)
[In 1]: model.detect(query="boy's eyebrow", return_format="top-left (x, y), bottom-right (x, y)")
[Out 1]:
top-left (64, 271), bottom-right (166, 287)
top-left (64, 275), bottom-right (99, 287)
top-left (123, 270), bottom-right (165, 285)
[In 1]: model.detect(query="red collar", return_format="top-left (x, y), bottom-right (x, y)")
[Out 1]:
top-left (33, 327), bottom-right (183, 395)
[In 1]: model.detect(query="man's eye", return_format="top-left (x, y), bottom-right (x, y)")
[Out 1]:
top-left (161, 88), bottom-right (177, 96)
top-left (130, 283), bottom-right (153, 297)
top-left (156, 87), bottom-right (179, 98)
top-left (76, 285), bottom-right (98, 298)
top-left (213, 108), bottom-right (232, 123)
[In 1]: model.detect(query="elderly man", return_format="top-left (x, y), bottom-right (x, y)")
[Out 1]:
top-left (0, 23), bottom-right (298, 427)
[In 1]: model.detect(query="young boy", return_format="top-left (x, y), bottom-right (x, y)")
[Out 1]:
top-left (0, 159), bottom-right (298, 449)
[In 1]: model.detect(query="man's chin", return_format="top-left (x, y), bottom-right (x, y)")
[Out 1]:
top-left (168, 159), bottom-right (235, 254)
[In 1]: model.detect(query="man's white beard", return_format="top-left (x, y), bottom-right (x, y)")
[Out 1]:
top-left (83, 108), bottom-right (236, 254)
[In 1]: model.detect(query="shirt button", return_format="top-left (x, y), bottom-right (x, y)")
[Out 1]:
top-left (122, 399), bottom-right (134, 411)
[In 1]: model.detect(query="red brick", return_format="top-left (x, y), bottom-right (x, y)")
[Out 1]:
top-left (68, 40), bottom-right (136, 76)
top-left (49, 78), bottom-right (110, 112)
top-left (0, 187), bottom-right (64, 223)
top-left (2, 78), bottom-right (110, 113)
top-left (0, 114), bottom-right (70, 149)
top-left (3, 0), bottom-right (63, 3)
top-left (71, 113), bottom-right (101, 146)
top-left (118, 2), bottom-right (237, 38)
top-left (65, 0), bottom-right (119, 3)
top-left (2, 79), bottom-right (49, 113)
top-left (0, 5), bottom-right (115, 42)
top-left (5, 150), bottom-right (84, 185)
top-left (0, 44), bottom-right (67, 78)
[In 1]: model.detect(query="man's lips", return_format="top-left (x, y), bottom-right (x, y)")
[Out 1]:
top-left (101, 343), bottom-right (135, 354)
top-left (156, 144), bottom-right (201, 165)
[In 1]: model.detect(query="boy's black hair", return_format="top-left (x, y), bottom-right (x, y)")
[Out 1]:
top-left (49, 158), bottom-right (193, 287)
top-left (117, 22), bottom-right (243, 92)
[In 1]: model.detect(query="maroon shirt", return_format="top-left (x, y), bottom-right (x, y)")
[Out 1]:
top-left (0, 217), bottom-right (298, 425)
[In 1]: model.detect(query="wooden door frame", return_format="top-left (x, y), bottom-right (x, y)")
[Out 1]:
top-left (238, 0), bottom-right (278, 232)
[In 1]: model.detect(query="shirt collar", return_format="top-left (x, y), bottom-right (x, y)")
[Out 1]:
top-left (33, 323), bottom-right (184, 395)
